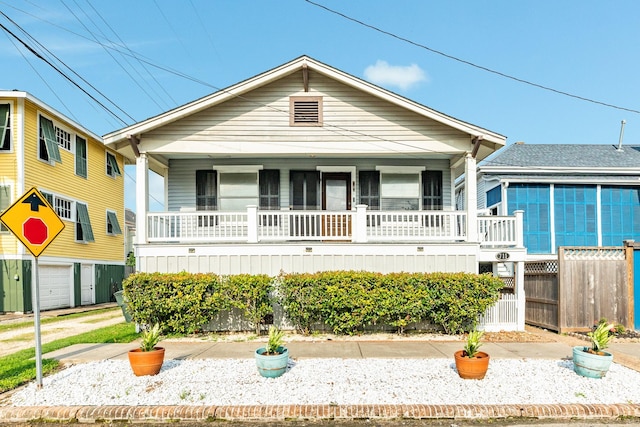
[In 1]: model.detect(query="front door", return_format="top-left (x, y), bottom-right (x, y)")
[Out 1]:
top-left (322, 173), bottom-right (351, 237)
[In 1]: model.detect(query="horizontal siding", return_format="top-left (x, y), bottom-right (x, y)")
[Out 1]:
top-left (143, 71), bottom-right (470, 155)
top-left (168, 158), bottom-right (452, 211)
top-left (0, 98), bottom-right (19, 254)
top-left (22, 99), bottom-right (124, 263)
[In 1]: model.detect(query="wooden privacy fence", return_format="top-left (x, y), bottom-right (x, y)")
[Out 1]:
top-left (525, 246), bottom-right (632, 333)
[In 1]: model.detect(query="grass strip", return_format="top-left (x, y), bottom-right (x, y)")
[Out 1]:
top-left (0, 322), bottom-right (138, 393)
top-left (0, 307), bottom-right (120, 334)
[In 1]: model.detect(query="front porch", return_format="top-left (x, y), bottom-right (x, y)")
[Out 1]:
top-left (136, 208), bottom-right (526, 332)
top-left (146, 206), bottom-right (524, 246)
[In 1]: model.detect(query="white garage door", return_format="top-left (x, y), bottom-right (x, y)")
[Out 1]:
top-left (39, 265), bottom-right (72, 310)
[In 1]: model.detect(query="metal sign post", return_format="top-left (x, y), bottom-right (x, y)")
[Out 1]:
top-left (32, 257), bottom-right (43, 388)
top-left (0, 187), bottom-right (65, 389)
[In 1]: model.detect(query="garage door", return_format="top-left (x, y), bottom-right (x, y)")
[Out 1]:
top-left (39, 265), bottom-right (72, 310)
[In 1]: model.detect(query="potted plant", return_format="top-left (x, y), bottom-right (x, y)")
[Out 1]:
top-left (128, 323), bottom-right (165, 376)
top-left (573, 320), bottom-right (615, 378)
top-left (454, 329), bottom-right (490, 379)
top-left (255, 325), bottom-right (289, 378)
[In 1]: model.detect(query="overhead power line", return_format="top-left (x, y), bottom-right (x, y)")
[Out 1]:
top-left (0, 10), bottom-right (133, 125)
top-left (305, 0), bottom-right (640, 115)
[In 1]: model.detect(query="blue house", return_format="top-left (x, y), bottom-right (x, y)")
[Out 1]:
top-left (474, 142), bottom-right (640, 259)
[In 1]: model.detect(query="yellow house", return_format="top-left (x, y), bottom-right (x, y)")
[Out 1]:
top-left (0, 91), bottom-right (125, 312)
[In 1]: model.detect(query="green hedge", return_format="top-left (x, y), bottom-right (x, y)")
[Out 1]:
top-left (124, 270), bottom-right (504, 335)
top-left (278, 271), bottom-right (504, 335)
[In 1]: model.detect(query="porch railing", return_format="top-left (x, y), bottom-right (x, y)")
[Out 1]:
top-left (146, 206), bottom-right (522, 246)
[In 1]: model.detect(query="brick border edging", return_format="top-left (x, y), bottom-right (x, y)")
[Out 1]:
top-left (1, 404), bottom-right (639, 422)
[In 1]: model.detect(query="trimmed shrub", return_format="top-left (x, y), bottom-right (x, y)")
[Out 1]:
top-left (123, 272), bottom-right (226, 334)
top-left (219, 274), bottom-right (274, 334)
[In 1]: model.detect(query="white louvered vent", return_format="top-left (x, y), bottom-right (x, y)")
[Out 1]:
top-left (290, 96), bottom-right (322, 126)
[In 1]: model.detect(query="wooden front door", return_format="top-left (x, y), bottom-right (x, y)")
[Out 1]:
top-left (322, 173), bottom-right (351, 238)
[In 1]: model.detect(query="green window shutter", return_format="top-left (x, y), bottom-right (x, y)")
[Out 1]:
top-left (41, 117), bottom-right (62, 163)
top-left (76, 203), bottom-right (94, 242)
top-left (0, 104), bottom-right (9, 149)
top-left (107, 153), bottom-right (121, 176)
top-left (106, 211), bottom-right (122, 234)
top-left (75, 136), bottom-right (87, 178)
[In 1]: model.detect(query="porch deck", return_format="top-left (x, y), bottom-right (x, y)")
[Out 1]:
top-left (146, 207), bottom-right (522, 247)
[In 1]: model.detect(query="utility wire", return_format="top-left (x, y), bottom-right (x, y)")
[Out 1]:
top-left (0, 11), bottom-right (133, 125)
top-left (83, 0), bottom-right (178, 108)
top-left (63, 0), bottom-right (167, 111)
top-left (305, 0), bottom-right (640, 115)
top-left (3, 31), bottom-right (80, 122)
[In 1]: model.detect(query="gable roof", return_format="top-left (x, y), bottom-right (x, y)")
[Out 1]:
top-left (104, 55), bottom-right (505, 160)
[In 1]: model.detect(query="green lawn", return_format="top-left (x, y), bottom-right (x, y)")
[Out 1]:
top-left (0, 322), bottom-right (138, 393)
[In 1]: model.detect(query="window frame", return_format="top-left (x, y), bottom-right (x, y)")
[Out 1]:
top-left (40, 191), bottom-right (74, 221)
top-left (76, 202), bottom-right (95, 243)
top-left (55, 125), bottom-right (73, 152)
top-left (106, 152), bottom-right (121, 178)
top-left (0, 103), bottom-right (11, 152)
top-left (106, 210), bottom-right (122, 235)
top-left (75, 135), bottom-right (88, 178)
top-left (38, 115), bottom-right (62, 164)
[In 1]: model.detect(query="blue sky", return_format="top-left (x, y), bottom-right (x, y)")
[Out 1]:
top-left (2, 1), bottom-right (639, 212)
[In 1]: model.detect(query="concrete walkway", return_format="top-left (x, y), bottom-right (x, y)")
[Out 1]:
top-left (2, 306), bottom-right (640, 423)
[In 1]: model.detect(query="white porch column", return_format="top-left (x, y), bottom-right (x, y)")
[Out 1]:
top-left (465, 153), bottom-right (478, 242)
top-left (247, 205), bottom-right (258, 243)
top-left (136, 153), bottom-right (149, 245)
top-left (354, 204), bottom-right (368, 243)
top-left (516, 260), bottom-right (526, 331)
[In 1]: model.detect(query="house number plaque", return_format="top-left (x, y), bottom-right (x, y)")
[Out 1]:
top-left (495, 252), bottom-right (510, 260)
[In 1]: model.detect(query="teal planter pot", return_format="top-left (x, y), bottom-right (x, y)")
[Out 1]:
top-left (573, 346), bottom-right (613, 379)
top-left (255, 347), bottom-right (289, 378)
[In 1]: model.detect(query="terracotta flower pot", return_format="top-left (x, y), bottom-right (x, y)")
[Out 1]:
top-left (454, 350), bottom-right (490, 379)
top-left (128, 347), bottom-right (165, 376)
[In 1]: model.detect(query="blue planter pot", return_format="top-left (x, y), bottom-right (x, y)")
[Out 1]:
top-left (573, 346), bottom-right (613, 379)
top-left (255, 346), bottom-right (289, 378)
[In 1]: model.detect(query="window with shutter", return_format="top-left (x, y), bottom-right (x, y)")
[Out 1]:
top-left (39, 116), bottom-right (62, 163)
top-left (75, 136), bottom-right (87, 178)
top-left (0, 104), bottom-right (10, 151)
top-left (106, 210), bottom-right (122, 235)
top-left (76, 202), bottom-right (95, 242)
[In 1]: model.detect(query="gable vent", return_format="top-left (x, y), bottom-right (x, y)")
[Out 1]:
top-left (290, 96), bottom-right (322, 126)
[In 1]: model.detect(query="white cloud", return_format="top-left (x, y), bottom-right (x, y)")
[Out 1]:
top-left (364, 60), bottom-right (428, 91)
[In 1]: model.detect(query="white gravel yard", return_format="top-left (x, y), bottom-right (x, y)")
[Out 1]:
top-left (8, 357), bottom-right (640, 407)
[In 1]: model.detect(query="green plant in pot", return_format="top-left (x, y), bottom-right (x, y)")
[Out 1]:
top-left (573, 320), bottom-right (615, 378)
top-left (454, 329), bottom-right (490, 379)
top-left (128, 323), bottom-right (165, 376)
top-left (255, 326), bottom-right (289, 378)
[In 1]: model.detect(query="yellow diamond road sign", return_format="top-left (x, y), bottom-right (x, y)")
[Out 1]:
top-left (0, 187), bottom-right (65, 257)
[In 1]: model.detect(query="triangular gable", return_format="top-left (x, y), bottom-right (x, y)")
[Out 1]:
top-left (104, 56), bottom-right (505, 157)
